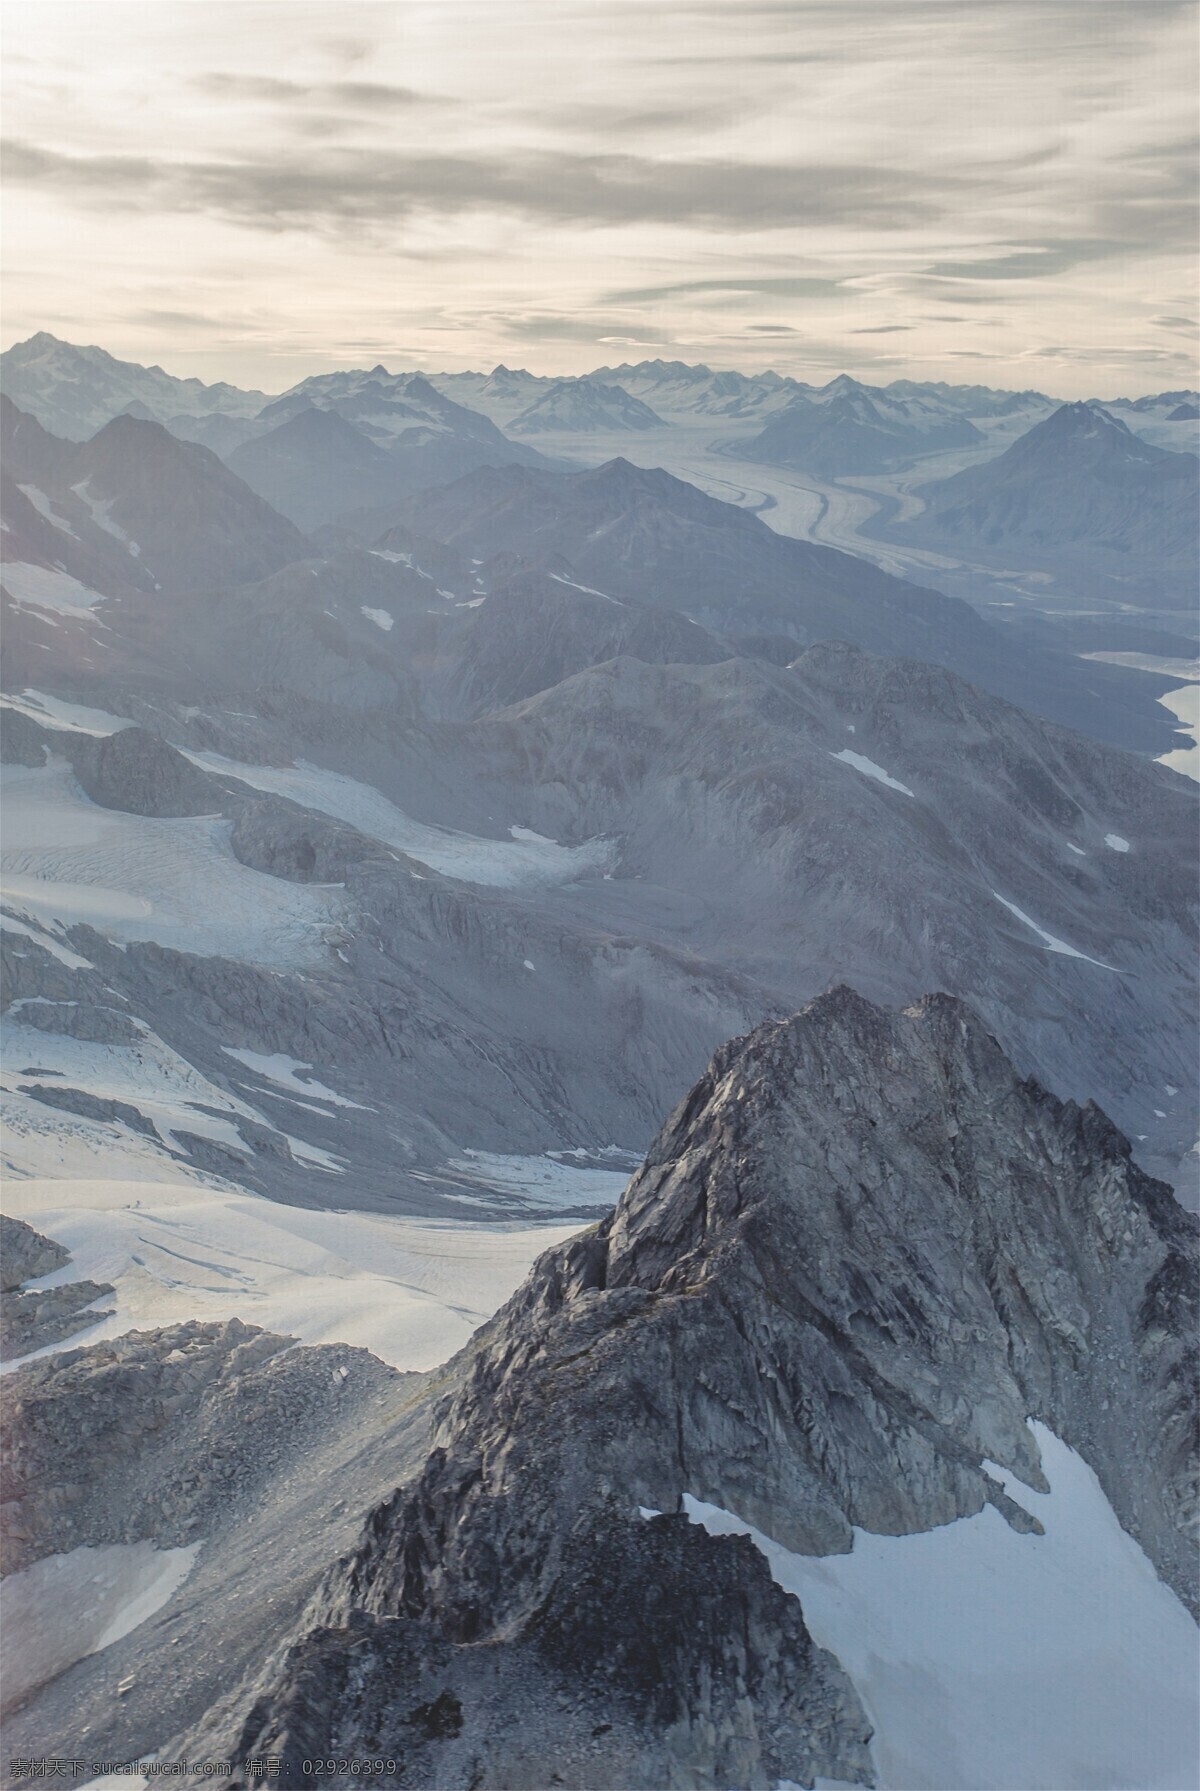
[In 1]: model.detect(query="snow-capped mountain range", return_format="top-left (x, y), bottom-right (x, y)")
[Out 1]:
top-left (1, 327), bottom-right (1197, 1791)
top-left (6, 331), bottom-right (1196, 455)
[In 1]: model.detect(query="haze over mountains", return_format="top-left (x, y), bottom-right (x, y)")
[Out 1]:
top-left (906, 400), bottom-right (1199, 574)
top-left (1, 329), bottom-right (1197, 1789)
top-left (741, 374), bottom-right (986, 475)
top-left (2, 336), bottom-right (1197, 1206)
top-left (6, 331), bottom-right (1197, 460)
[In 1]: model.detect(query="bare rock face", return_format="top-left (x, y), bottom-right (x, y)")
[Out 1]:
top-left (0, 1216), bottom-right (112, 1364)
top-left (0, 1280), bottom-right (116, 1366)
top-left (1, 1215), bottom-right (69, 1291)
top-left (218, 1514), bottom-right (871, 1791)
top-left (163, 989), bottom-right (1195, 1790)
top-left (0, 1318), bottom-right (291, 1571)
top-left (68, 725), bottom-right (223, 817)
top-left (0, 705), bottom-right (54, 767)
top-left (0, 1319), bottom-right (427, 1752)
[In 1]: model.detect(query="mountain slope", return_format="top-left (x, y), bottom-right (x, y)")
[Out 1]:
top-left (383, 453), bottom-right (1182, 750)
top-left (459, 641), bottom-right (1197, 1179)
top-left (1, 397), bottom-right (160, 611)
top-left (744, 374), bottom-right (984, 475)
top-left (387, 456), bottom-right (996, 652)
top-left (67, 414), bottom-right (309, 592)
top-left (8, 564), bottom-right (1193, 1209)
top-left (441, 561), bottom-right (730, 712)
top-left (2, 399), bottom-right (308, 597)
top-left (506, 377), bottom-right (664, 434)
top-left (9, 989), bottom-right (1194, 1787)
top-left (224, 405), bottom-right (403, 528)
top-left (0, 331), bottom-right (269, 439)
top-left (916, 401), bottom-right (1200, 565)
top-left (247, 368), bottom-right (557, 525)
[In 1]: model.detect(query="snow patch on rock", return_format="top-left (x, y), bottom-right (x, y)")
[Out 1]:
top-left (221, 1049), bottom-right (370, 1111)
top-left (179, 751), bottom-right (616, 888)
top-left (0, 1541), bottom-right (199, 1706)
top-left (991, 891), bottom-right (1118, 971)
top-left (71, 478), bottom-right (141, 555)
top-left (0, 688), bottom-right (129, 737)
top-left (16, 484), bottom-right (78, 538)
top-left (830, 750), bottom-right (914, 797)
top-left (0, 561), bottom-right (106, 615)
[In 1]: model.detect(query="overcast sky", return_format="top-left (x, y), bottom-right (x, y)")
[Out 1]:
top-left (2, 0), bottom-right (1196, 395)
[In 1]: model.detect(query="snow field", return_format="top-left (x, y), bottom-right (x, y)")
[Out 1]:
top-left (1, 1021), bottom-right (354, 1179)
top-left (682, 1424), bottom-right (1199, 1791)
top-left (3, 1050), bottom-right (588, 1373)
top-left (0, 687), bottom-right (130, 736)
top-left (1, 561), bottom-right (106, 615)
top-left (1, 759), bottom-right (345, 966)
top-left (179, 749), bottom-right (616, 887)
top-left (2, 1158), bottom-right (583, 1374)
top-left (443, 1147), bottom-right (633, 1211)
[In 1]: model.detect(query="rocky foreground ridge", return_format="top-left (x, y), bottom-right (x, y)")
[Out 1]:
top-left (2, 988), bottom-right (1196, 1787)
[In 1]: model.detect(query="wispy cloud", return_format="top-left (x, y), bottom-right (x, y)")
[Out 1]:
top-left (191, 73), bottom-right (437, 108)
top-left (2, 139), bottom-right (959, 234)
top-left (604, 276), bottom-right (850, 304)
top-left (1, 0), bottom-right (1195, 394)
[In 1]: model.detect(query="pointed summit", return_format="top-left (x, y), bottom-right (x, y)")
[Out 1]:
top-left (1037, 399), bottom-right (1133, 440)
top-left (0, 331), bottom-right (270, 438)
top-left (919, 399), bottom-right (1198, 564)
top-left (73, 411), bottom-right (307, 589)
top-left (506, 377), bottom-right (664, 435)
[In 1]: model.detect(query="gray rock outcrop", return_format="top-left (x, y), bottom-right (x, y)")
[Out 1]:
top-left (11, 988), bottom-right (1180, 1789)
top-left (1, 1215), bottom-right (69, 1291)
top-left (0, 1217), bottom-right (113, 1364)
top-left (68, 725), bottom-right (223, 817)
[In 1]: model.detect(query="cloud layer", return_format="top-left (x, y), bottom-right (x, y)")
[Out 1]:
top-left (2, 0), bottom-right (1196, 394)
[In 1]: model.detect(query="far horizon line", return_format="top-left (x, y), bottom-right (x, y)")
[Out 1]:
top-left (3, 328), bottom-right (1194, 409)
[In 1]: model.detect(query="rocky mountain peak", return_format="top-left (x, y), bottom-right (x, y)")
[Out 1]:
top-left (425, 984), bottom-right (1195, 1605)
top-left (1040, 399), bottom-right (1133, 441)
top-left (88, 409), bottom-right (191, 456)
top-left (397, 371), bottom-right (441, 402)
top-left (602, 984), bottom-right (1139, 1290)
top-left (154, 984), bottom-right (1191, 1787)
